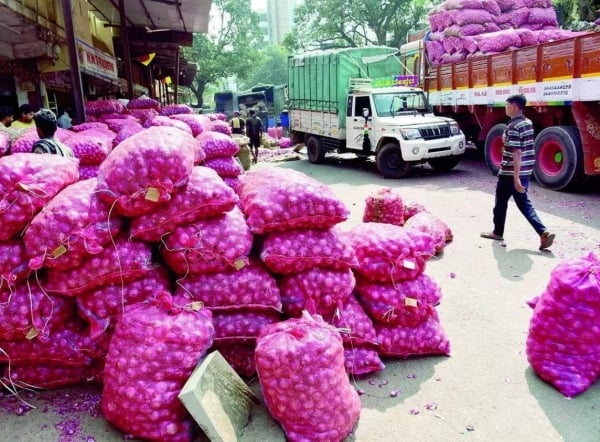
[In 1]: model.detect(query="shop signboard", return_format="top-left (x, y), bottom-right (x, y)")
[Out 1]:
top-left (76, 39), bottom-right (118, 82)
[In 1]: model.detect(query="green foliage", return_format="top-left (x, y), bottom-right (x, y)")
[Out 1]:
top-left (183, 0), bottom-right (262, 107)
top-left (239, 45), bottom-right (290, 90)
top-left (553, 0), bottom-right (600, 27)
top-left (285, 0), bottom-right (435, 52)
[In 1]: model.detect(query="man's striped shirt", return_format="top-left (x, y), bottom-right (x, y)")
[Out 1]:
top-left (498, 115), bottom-right (535, 177)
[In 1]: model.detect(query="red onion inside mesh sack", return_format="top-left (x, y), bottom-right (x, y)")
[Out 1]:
top-left (72, 122), bottom-right (109, 132)
top-left (210, 119), bottom-right (233, 136)
top-left (404, 211), bottom-right (452, 254)
top-left (0, 318), bottom-right (96, 367)
top-left (376, 313), bottom-right (451, 358)
top-left (203, 156), bottom-right (243, 178)
top-left (101, 295), bottom-right (214, 442)
top-left (526, 253), bottom-right (600, 397)
top-left (149, 115), bottom-right (193, 135)
top-left (447, 8), bottom-right (493, 25)
top-left (279, 268), bottom-right (355, 317)
top-left (239, 167), bottom-right (349, 234)
top-left (329, 295), bottom-right (378, 347)
top-left (85, 99), bottom-right (125, 115)
top-left (526, 7), bottom-right (558, 26)
top-left (223, 176), bottom-right (241, 193)
top-left (159, 103), bottom-right (193, 117)
top-left (0, 131), bottom-right (9, 156)
top-left (341, 223), bottom-right (434, 282)
top-left (212, 308), bottom-right (281, 343)
top-left (344, 346), bottom-right (385, 376)
top-left (256, 312), bottom-right (361, 442)
top-left (76, 265), bottom-right (171, 338)
top-left (170, 114), bottom-right (210, 137)
top-left (25, 178), bottom-right (123, 271)
top-left (493, 7), bottom-right (529, 26)
top-left (475, 29), bottom-right (522, 53)
top-left (161, 206), bottom-right (253, 276)
top-left (96, 126), bottom-right (196, 217)
top-left (196, 131), bottom-right (240, 159)
top-left (355, 273), bottom-right (442, 327)
top-left (126, 97), bottom-right (161, 110)
top-left (127, 108), bottom-right (158, 123)
top-left (130, 166), bottom-right (238, 242)
top-left (363, 187), bottom-right (404, 226)
top-left (261, 227), bottom-right (357, 275)
top-left (42, 235), bottom-right (154, 296)
top-left (79, 164), bottom-right (100, 180)
top-left (212, 343), bottom-right (256, 378)
top-left (0, 153), bottom-right (80, 241)
top-left (113, 121), bottom-right (144, 147)
top-left (0, 239), bottom-right (29, 291)
top-left (0, 281), bottom-right (75, 341)
top-left (3, 363), bottom-right (97, 389)
top-left (174, 258), bottom-right (281, 309)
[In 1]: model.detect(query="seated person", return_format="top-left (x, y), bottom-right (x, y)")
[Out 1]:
top-left (31, 109), bottom-right (74, 157)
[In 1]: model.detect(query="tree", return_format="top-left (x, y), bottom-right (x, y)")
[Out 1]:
top-left (284, 0), bottom-right (434, 52)
top-left (553, 0), bottom-right (600, 27)
top-left (239, 45), bottom-right (289, 90)
top-left (183, 0), bottom-right (262, 107)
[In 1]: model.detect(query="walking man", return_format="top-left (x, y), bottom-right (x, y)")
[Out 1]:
top-left (245, 109), bottom-right (263, 164)
top-left (481, 94), bottom-right (555, 250)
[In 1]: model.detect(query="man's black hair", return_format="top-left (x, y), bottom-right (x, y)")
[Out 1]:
top-left (33, 109), bottom-right (58, 137)
top-left (0, 106), bottom-right (13, 120)
top-left (248, 109), bottom-right (256, 116)
top-left (19, 103), bottom-right (34, 115)
top-left (506, 94), bottom-right (527, 110)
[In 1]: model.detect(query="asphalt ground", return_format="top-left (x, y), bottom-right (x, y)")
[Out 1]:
top-left (2, 147), bottom-right (600, 442)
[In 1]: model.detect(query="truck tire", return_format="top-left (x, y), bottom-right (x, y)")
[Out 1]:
top-left (306, 136), bottom-right (325, 163)
top-left (376, 143), bottom-right (412, 178)
top-left (533, 126), bottom-right (587, 191)
top-left (428, 155), bottom-right (463, 172)
top-left (484, 124), bottom-right (506, 175)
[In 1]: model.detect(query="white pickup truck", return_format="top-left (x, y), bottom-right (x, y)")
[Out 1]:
top-left (288, 47), bottom-right (466, 178)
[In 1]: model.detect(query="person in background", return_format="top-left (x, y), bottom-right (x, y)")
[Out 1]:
top-left (230, 111), bottom-right (245, 135)
top-left (0, 106), bottom-right (13, 129)
top-left (11, 104), bottom-right (36, 129)
top-left (245, 108), bottom-right (263, 164)
top-left (57, 108), bottom-right (73, 129)
top-left (31, 109), bottom-right (73, 157)
top-left (480, 94), bottom-right (554, 250)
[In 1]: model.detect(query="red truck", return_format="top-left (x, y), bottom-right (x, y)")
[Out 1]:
top-left (400, 30), bottom-right (600, 190)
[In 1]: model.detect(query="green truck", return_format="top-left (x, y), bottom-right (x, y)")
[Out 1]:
top-left (288, 46), bottom-right (466, 177)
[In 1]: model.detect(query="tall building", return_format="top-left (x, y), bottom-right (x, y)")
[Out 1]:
top-left (252, 0), bottom-right (302, 46)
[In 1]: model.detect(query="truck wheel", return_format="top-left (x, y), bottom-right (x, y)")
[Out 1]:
top-left (533, 126), bottom-right (587, 191)
top-left (306, 136), bottom-right (325, 163)
top-left (484, 124), bottom-right (506, 175)
top-left (376, 143), bottom-right (412, 178)
top-left (428, 155), bottom-right (463, 172)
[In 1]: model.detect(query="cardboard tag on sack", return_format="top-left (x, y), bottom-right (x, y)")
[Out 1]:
top-left (404, 297), bottom-right (418, 308)
top-left (403, 258), bottom-right (416, 270)
top-left (51, 245), bottom-right (68, 259)
top-left (145, 187), bottom-right (160, 202)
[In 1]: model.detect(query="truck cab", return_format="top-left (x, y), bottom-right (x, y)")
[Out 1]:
top-left (340, 79), bottom-right (466, 177)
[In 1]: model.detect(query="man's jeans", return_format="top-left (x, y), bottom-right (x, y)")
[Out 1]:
top-left (493, 175), bottom-right (546, 237)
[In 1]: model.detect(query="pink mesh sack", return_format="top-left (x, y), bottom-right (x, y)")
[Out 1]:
top-left (329, 296), bottom-right (378, 348)
top-left (3, 363), bottom-right (97, 389)
top-left (96, 126), bottom-right (197, 217)
top-left (354, 274), bottom-right (442, 326)
top-left (342, 223), bottom-right (435, 282)
top-left (25, 178), bottom-right (123, 271)
top-left (343, 346), bottom-right (385, 376)
top-left (113, 121), bottom-right (144, 147)
top-left (209, 119), bottom-right (233, 136)
top-left (0, 281), bottom-right (75, 341)
top-left (196, 131), bottom-right (240, 159)
top-left (256, 312), bottom-right (361, 442)
top-left (159, 104), bottom-right (193, 116)
top-left (174, 259), bottom-right (281, 310)
top-left (279, 268), bottom-right (355, 318)
top-left (127, 97), bottom-right (161, 110)
top-left (526, 253), bottom-right (600, 397)
top-left (79, 164), bottom-right (100, 180)
top-left (101, 295), bottom-right (214, 442)
top-left (239, 167), bottom-right (349, 234)
top-left (212, 308), bottom-right (281, 343)
top-left (363, 187), bottom-right (404, 226)
top-left (203, 156), bottom-right (243, 178)
top-left (171, 114), bottom-right (211, 137)
top-left (42, 235), bottom-right (154, 296)
top-left (85, 99), bottom-right (125, 116)
top-left (261, 228), bottom-right (358, 275)
top-left (404, 211), bottom-right (453, 254)
top-left (212, 343), bottom-right (256, 378)
top-left (0, 131), bottom-right (9, 157)
top-left (0, 153), bottom-right (79, 241)
top-left (526, 7), bottom-right (558, 26)
top-left (376, 313), bottom-right (451, 358)
top-left (72, 122), bottom-right (109, 132)
top-left (0, 239), bottom-right (29, 292)
top-left (130, 166), bottom-right (238, 242)
top-left (149, 115), bottom-right (193, 135)
top-left (161, 206), bottom-right (253, 276)
top-left (76, 265), bottom-right (171, 338)
top-left (447, 8), bottom-right (493, 25)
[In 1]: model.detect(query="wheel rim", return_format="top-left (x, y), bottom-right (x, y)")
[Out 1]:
top-left (538, 139), bottom-right (564, 176)
top-left (490, 136), bottom-right (503, 168)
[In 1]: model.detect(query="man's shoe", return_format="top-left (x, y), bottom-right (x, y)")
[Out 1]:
top-left (539, 231), bottom-right (555, 250)
top-left (480, 232), bottom-right (504, 241)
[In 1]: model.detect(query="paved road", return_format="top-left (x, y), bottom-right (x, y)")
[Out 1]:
top-left (2, 148), bottom-right (599, 442)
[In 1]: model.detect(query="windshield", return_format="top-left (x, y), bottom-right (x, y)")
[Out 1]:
top-left (373, 92), bottom-right (429, 117)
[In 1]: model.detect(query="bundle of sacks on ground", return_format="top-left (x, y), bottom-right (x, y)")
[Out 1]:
top-left (0, 135), bottom-right (452, 441)
top-left (526, 252), bottom-right (600, 398)
top-left (426, 0), bottom-right (587, 66)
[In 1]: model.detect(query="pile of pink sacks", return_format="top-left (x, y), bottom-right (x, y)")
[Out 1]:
top-left (426, 0), bottom-right (585, 66)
